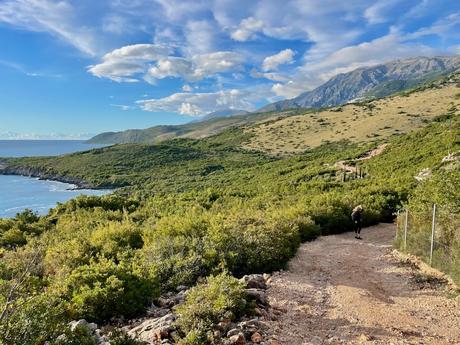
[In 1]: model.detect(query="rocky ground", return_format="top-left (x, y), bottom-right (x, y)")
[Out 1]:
top-left (265, 223), bottom-right (460, 345)
top-left (64, 274), bottom-right (278, 345)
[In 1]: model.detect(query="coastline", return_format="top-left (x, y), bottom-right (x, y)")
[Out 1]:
top-left (0, 160), bottom-right (113, 190)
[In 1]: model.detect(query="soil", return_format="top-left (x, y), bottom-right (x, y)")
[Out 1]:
top-left (335, 143), bottom-right (388, 173)
top-left (266, 223), bottom-right (460, 344)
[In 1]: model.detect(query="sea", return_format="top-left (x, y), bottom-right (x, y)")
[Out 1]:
top-left (0, 140), bottom-right (112, 218)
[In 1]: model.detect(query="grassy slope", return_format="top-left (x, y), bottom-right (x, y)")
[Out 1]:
top-left (243, 82), bottom-right (460, 155)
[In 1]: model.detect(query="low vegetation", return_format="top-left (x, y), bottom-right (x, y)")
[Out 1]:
top-left (0, 74), bottom-right (459, 344)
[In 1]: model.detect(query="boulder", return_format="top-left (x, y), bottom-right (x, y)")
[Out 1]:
top-left (128, 313), bottom-right (176, 344)
top-left (228, 332), bottom-right (246, 345)
top-left (69, 319), bottom-right (98, 333)
top-left (240, 275), bottom-right (267, 290)
top-left (245, 289), bottom-right (268, 305)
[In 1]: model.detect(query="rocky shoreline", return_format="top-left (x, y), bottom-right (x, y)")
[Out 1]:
top-left (0, 160), bottom-right (106, 190)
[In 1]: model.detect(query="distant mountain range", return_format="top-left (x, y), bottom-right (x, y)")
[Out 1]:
top-left (88, 55), bottom-right (460, 144)
top-left (198, 109), bottom-right (250, 121)
top-left (259, 55), bottom-right (460, 112)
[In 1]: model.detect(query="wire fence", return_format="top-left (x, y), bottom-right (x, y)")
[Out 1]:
top-left (395, 204), bottom-right (460, 283)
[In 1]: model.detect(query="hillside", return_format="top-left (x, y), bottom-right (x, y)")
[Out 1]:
top-left (260, 55), bottom-right (460, 112)
top-left (87, 109), bottom-right (295, 144)
top-left (88, 56), bottom-right (460, 145)
top-left (244, 72), bottom-right (460, 155)
top-left (1, 72), bottom-right (459, 345)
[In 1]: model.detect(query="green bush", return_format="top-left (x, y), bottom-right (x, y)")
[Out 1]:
top-left (90, 222), bottom-right (144, 258)
top-left (176, 273), bottom-right (246, 345)
top-left (61, 257), bottom-right (158, 322)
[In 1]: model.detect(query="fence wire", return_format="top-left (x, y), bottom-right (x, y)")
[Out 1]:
top-left (395, 204), bottom-right (460, 283)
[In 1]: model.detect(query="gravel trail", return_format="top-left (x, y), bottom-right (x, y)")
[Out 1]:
top-left (266, 223), bottom-right (460, 344)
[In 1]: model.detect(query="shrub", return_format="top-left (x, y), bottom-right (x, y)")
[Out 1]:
top-left (176, 273), bottom-right (246, 345)
top-left (90, 222), bottom-right (144, 258)
top-left (61, 257), bottom-right (158, 322)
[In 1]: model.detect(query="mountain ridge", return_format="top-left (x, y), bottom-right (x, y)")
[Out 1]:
top-left (259, 55), bottom-right (460, 112)
top-left (88, 55), bottom-right (460, 145)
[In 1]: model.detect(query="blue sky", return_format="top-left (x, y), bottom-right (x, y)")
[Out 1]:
top-left (0, 0), bottom-right (459, 139)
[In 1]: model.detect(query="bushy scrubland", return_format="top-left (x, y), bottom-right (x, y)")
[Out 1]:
top-left (0, 110), bottom-right (458, 344)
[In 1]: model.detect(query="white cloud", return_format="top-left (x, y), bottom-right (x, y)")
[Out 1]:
top-left (137, 86), bottom-right (273, 116)
top-left (262, 49), bottom-right (295, 71)
top-left (88, 44), bottom-right (172, 82)
top-left (364, 0), bottom-right (404, 24)
top-left (0, 0), bottom-right (99, 56)
top-left (185, 20), bottom-right (216, 55)
top-left (182, 84), bottom-right (193, 92)
top-left (146, 51), bottom-right (243, 82)
top-left (102, 14), bottom-right (132, 35)
top-left (250, 69), bottom-right (290, 82)
top-left (110, 104), bottom-right (133, 111)
top-left (270, 32), bottom-right (440, 98)
top-left (91, 47), bottom-right (244, 83)
top-left (231, 17), bottom-right (264, 41)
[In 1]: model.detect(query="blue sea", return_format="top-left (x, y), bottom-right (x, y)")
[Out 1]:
top-left (0, 140), bottom-right (111, 218)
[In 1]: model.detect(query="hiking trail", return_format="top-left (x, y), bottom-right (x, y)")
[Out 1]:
top-left (266, 223), bottom-right (460, 344)
top-left (335, 144), bottom-right (388, 173)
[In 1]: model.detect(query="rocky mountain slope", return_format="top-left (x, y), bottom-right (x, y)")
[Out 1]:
top-left (260, 55), bottom-right (460, 112)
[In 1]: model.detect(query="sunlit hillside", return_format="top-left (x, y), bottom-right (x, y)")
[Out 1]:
top-left (243, 78), bottom-right (460, 155)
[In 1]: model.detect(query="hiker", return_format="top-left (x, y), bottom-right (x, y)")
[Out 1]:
top-left (351, 205), bottom-right (363, 239)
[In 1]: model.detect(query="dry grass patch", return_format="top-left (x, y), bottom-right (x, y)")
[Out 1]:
top-left (243, 85), bottom-right (460, 155)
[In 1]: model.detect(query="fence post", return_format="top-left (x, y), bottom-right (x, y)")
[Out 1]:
top-left (430, 204), bottom-right (437, 266)
top-left (404, 209), bottom-right (408, 251)
top-left (395, 210), bottom-right (400, 241)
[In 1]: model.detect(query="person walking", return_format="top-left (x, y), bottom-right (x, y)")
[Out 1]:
top-left (351, 205), bottom-right (363, 239)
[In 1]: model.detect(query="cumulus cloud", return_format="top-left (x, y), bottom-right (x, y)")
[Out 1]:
top-left (147, 51), bottom-right (243, 82)
top-left (262, 49), bottom-right (295, 71)
top-left (231, 17), bottom-right (264, 41)
top-left (88, 44), bottom-right (172, 82)
top-left (137, 86), bottom-right (273, 116)
top-left (89, 44), bottom-right (243, 83)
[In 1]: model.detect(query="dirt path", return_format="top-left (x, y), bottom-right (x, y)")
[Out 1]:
top-left (266, 223), bottom-right (460, 344)
top-left (335, 144), bottom-right (388, 173)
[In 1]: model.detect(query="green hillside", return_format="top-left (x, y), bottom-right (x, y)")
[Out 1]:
top-left (0, 73), bottom-right (459, 344)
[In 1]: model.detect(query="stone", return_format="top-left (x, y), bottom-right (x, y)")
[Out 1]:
top-left (251, 332), bottom-right (263, 343)
top-left (228, 332), bottom-right (246, 345)
top-left (227, 328), bottom-right (241, 337)
top-left (240, 274), bottom-right (267, 290)
top-left (128, 313), bottom-right (176, 343)
top-left (69, 319), bottom-right (94, 333)
top-left (245, 289), bottom-right (268, 305)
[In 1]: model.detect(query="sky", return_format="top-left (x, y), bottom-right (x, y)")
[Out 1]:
top-left (0, 0), bottom-right (459, 139)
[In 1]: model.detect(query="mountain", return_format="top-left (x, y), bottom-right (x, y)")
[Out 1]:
top-left (260, 55), bottom-right (460, 112)
top-left (87, 109), bottom-right (294, 144)
top-left (245, 71), bottom-right (460, 155)
top-left (88, 55), bottom-right (460, 145)
top-left (198, 109), bottom-right (250, 121)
